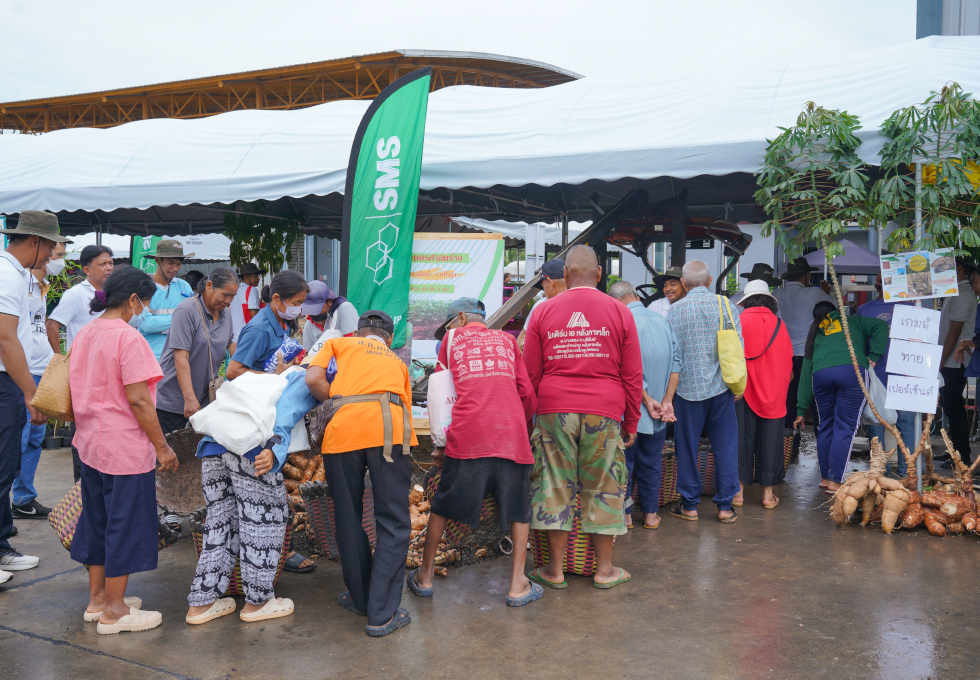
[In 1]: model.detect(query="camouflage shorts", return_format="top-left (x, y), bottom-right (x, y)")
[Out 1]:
top-left (530, 413), bottom-right (627, 536)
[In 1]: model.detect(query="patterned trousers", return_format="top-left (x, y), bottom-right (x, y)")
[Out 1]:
top-left (188, 453), bottom-right (287, 606)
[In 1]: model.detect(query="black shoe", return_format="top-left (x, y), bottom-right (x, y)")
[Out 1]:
top-left (940, 460), bottom-right (954, 469)
top-left (934, 454), bottom-right (952, 462)
top-left (9, 525), bottom-right (17, 538)
top-left (11, 500), bottom-right (50, 520)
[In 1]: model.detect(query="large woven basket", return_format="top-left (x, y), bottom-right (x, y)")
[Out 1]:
top-left (423, 467), bottom-right (509, 552)
top-left (299, 476), bottom-right (376, 560)
top-left (189, 509), bottom-right (291, 597)
top-left (32, 353), bottom-right (73, 421)
top-left (630, 440), bottom-right (680, 508)
top-left (529, 494), bottom-right (596, 577)
top-left (48, 481), bottom-right (180, 553)
top-left (155, 428), bottom-right (206, 514)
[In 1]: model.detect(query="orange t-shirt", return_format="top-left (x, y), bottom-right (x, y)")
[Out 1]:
top-left (309, 336), bottom-right (418, 454)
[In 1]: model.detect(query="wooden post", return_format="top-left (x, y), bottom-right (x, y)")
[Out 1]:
top-left (142, 97), bottom-right (149, 120)
top-left (255, 82), bottom-right (262, 109)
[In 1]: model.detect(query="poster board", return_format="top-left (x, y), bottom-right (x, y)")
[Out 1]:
top-left (879, 248), bottom-right (957, 302)
top-left (407, 233), bottom-right (504, 418)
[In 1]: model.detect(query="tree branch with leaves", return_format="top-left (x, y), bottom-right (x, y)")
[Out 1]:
top-left (222, 201), bottom-right (304, 274)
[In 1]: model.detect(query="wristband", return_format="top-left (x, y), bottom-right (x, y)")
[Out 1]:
top-left (262, 435), bottom-right (281, 450)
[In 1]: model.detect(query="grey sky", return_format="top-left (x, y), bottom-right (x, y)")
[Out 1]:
top-left (1, 0), bottom-right (915, 102)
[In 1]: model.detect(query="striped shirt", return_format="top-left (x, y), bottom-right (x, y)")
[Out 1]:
top-left (667, 285), bottom-right (743, 401)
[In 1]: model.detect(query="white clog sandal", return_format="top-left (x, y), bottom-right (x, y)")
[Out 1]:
top-left (96, 607), bottom-right (163, 635)
top-left (239, 597), bottom-right (294, 622)
top-left (84, 597), bottom-right (143, 622)
top-left (186, 597), bottom-right (237, 625)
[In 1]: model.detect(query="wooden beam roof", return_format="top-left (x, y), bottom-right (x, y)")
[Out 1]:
top-left (0, 50), bottom-right (580, 134)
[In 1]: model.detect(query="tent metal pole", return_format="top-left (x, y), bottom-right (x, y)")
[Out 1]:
top-left (914, 163), bottom-right (924, 492)
top-left (561, 213), bottom-right (568, 247)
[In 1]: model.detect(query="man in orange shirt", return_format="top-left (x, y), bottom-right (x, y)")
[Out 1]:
top-left (305, 310), bottom-right (417, 637)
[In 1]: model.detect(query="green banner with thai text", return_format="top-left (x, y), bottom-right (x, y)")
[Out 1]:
top-left (340, 67), bottom-right (431, 348)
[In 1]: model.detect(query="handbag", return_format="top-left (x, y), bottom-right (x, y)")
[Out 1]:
top-left (746, 318), bottom-right (782, 360)
top-left (427, 329), bottom-right (457, 448)
top-left (194, 296), bottom-right (225, 403)
top-left (716, 296), bottom-right (747, 398)
top-left (32, 349), bottom-right (74, 421)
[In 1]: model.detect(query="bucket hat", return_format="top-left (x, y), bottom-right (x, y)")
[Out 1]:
top-left (739, 279), bottom-right (777, 305)
top-left (0, 210), bottom-right (73, 243)
top-left (142, 239), bottom-right (193, 259)
top-left (237, 262), bottom-right (268, 276)
top-left (653, 265), bottom-right (684, 288)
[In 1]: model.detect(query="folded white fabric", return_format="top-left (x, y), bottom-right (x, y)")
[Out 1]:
top-left (190, 372), bottom-right (289, 454)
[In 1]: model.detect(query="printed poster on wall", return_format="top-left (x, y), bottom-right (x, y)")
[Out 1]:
top-left (408, 232), bottom-right (505, 418)
top-left (879, 248), bottom-right (957, 302)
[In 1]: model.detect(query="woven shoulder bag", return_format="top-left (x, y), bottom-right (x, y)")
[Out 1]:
top-left (32, 350), bottom-right (74, 421)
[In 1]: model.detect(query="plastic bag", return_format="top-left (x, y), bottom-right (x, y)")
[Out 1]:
top-left (264, 337), bottom-right (306, 372)
top-left (427, 329), bottom-right (457, 448)
top-left (190, 372), bottom-right (289, 454)
top-left (862, 370), bottom-right (897, 426)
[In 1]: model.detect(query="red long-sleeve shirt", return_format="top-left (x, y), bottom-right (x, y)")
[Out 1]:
top-left (523, 286), bottom-right (643, 433)
top-left (436, 322), bottom-right (537, 464)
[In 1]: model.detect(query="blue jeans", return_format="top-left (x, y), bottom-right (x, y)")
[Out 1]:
top-left (624, 429), bottom-right (667, 515)
top-left (14, 374), bottom-right (44, 506)
top-left (674, 392), bottom-right (739, 511)
top-left (866, 409), bottom-right (915, 477)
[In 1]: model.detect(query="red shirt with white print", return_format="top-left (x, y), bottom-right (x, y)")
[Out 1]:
top-left (435, 322), bottom-right (537, 463)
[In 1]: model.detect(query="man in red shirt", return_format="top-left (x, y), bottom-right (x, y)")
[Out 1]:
top-left (523, 245), bottom-right (642, 590)
top-left (408, 297), bottom-right (542, 607)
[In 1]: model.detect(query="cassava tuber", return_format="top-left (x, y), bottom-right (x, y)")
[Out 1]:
top-left (899, 502), bottom-right (924, 529)
top-left (923, 509), bottom-right (947, 537)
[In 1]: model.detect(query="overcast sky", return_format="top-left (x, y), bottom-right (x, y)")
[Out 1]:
top-left (1, 0), bottom-right (916, 102)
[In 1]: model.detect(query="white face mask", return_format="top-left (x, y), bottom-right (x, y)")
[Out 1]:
top-left (276, 298), bottom-right (303, 321)
top-left (128, 298), bottom-right (146, 327)
top-left (46, 258), bottom-right (66, 277)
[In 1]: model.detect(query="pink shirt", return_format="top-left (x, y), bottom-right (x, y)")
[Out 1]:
top-left (523, 286), bottom-right (643, 432)
top-left (70, 318), bottom-right (164, 475)
top-left (436, 323), bottom-right (536, 464)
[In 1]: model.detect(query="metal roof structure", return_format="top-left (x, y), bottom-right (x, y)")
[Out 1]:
top-left (0, 49), bottom-right (581, 134)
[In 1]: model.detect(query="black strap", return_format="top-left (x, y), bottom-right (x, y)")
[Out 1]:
top-left (746, 318), bottom-right (782, 361)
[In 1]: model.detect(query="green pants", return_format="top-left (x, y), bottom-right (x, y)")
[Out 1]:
top-left (530, 413), bottom-right (627, 536)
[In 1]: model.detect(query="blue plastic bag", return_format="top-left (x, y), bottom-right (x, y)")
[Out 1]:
top-left (263, 337), bottom-right (306, 373)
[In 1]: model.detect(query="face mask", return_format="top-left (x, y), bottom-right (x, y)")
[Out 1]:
top-left (46, 258), bottom-right (66, 277)
top-left (128, 298), bottom-right (146, 327)
top-left (276, 298), bottom-right (302, 321)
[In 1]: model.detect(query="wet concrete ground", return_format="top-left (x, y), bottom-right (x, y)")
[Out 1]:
top-left (2, 436), bottom-right (979, 680)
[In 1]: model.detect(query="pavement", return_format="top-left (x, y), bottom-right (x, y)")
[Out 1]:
top-left (2, 435), bottom-right (980, 680)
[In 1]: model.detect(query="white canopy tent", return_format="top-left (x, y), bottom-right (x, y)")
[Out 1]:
top-left (63, 232), bottom-right (232, 261)
top-left (0, 36), bottom-right (978, 231)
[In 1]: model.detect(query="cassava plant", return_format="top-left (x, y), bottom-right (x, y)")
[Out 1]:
top-left (222, 201), bottom-right (304, 274)
top-left (755, 103), bottom-right (913, 465)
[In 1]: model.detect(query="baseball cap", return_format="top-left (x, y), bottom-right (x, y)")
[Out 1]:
top-left (533, 259), bottom-right (565, 289)
top-left (358, 310), bottom-right (394, 336)
top-left (434, 297), bottom-right (486, 340)
top-left (300, 280), bottom-right (340, 316)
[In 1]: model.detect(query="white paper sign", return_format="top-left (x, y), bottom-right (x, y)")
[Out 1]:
top-left (890, 305), bottom-right (941, 344)
top-left (885, 339), bottom-right (943, 379)
top-left (885, 375), bottom-right (940, 413)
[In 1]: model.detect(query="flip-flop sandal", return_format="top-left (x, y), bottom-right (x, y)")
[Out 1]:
top-left (85, 596), bottom-right (143, 622)
top-left (186, 597), bottom-right (236, 625)
top-left (643, 516), bottom-right (661, 530)
top-left (763, 497), bottom-right (780, 510)
top-left (240, 597), bottom-right (294, 622)
top-left (732, 499), bottom-right (744, 507)
top-left (366, 608), bottom-right (411, 637)
top-left (527, 567), bottom-right (568, 590)
top-left (824, 488), bottom-right (839, 495)
top-left (406, 568), bottom-right (433, 597)
top-left (284, 552), bottom-right (317, 573)
top-left (506, 582), bottom-right (544, 607)
top-left (96, 607), bottom-right (162, 635)
top-left (593, 567), bottom-right (631, 589)
top-left (719, 510), bottom-right (739, 524)
top-left (819, 481), bottom-right (829, 488)
top-left (338, 590), bottom-right (367, 616)
top-left (666, 503), bottom-right (698, 521)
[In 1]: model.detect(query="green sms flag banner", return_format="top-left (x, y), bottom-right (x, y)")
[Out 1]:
top-left (132, 236), bottom-right (160, 274)
top-left (340, 67), bottom-right (432, 348)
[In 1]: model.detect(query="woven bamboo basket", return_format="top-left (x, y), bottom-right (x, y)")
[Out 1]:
top-left (299, 476), bottom-right (376, 560)
top-left (423, 467), bottom-right (509, 552)
top-left (529, 494), bottom-right (596, 577)
top-left (189, 509), bottom-right (291, 596)
top-left (155, 428), bottom-right (206, 514)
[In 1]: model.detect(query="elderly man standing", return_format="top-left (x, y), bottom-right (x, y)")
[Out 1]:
top-left (136, 240), bottom-right (195, 360)
top-left (523, 245), bottom-right (642, 589)
top-left (609, 281), bottom-right (680, 530)
top-left (305, 311), bottom-right (417, 637)
top-left (647, 266), bottom-right (687, 316)
top-left (666, 260), bottom-right (741, 523)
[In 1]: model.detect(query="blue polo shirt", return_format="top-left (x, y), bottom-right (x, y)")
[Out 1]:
top-left (232, 305), bottom-right (288, 371)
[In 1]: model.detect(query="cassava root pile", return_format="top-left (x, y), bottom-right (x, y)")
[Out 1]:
top-left (405, 484), bottom-right (458, 570)
top-left (830, 437), bottom-right (911, 533)
top-left (284, 452), bottom-right (324, 505)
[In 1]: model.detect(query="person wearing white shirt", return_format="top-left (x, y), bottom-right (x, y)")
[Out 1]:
top-left (773, 257), bottom-right (835, 427)
top-left (47, 244), bottom-right (114, 352)
top-left (230, 262), bottom-right (266, 343)
top-left (647, 266), bottom-right (687, 317)
top-left (0, 210), bottom-right (70, 574)
top-left (11, 242), bottom-right (66, 522)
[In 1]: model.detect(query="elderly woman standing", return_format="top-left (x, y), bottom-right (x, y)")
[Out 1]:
top-left (732, 280), bottom-right (793, 509)
top-left (69, 266), bottom-right (178, 635)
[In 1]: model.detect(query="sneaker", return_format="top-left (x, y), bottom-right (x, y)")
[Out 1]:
top-left (0, 569), bottom-right (12, 585)
top-left (0, 547), bottom-right (39, 571)
top-left (11, 500), bottom-right (51, 520)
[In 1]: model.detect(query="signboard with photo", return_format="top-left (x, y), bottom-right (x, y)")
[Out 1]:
top-left (879, 247), bottom-right (957, 302)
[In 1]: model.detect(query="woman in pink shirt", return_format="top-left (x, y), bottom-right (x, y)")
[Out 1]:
top-left (69, 266), bottom-right (178, 635)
